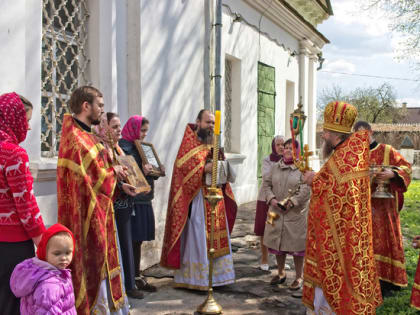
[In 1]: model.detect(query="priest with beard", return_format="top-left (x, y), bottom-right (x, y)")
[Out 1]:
top-left (302, 101), bottom-right (382, 315)
top-left (57, 86), bottom-right (136, 314)
top-left (160, 109), bottom-right (237, 290)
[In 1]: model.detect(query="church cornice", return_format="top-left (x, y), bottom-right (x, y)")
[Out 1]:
top-left (243, 0), bottom-right (330, 50)
top-left (283, 0), bottom-right (332, 27)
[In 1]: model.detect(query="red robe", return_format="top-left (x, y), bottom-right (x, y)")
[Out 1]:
top-left (302, 131), bottom-right (382, 314)
top-left (160, 124), bottom-right (237, 269)
top-left (411, 259), bottom-right (420, 310)
top-left (57, 114), bottom-right (124, 314)
top-left (370, 143), bottom-right (411, 287)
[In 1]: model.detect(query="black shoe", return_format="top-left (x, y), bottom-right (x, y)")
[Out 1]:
top-left (136, 278), bottom-right (157, 292)
top-left (270, 274), bottom-right (287, 285)
top-left (126, 289), bottom-right (144, 299)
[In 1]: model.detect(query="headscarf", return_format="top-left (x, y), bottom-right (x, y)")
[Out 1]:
top-left (121, 115), bottom-right (143, 142)
top-left (283, 139), bottom-right (300, 165)
top-left (269, 135), bottom-right (284, 162)
top-left (93, 115), bottom-right (108, 141)
top-left (93, 115), bottom-right (123, 157)
top-left (0, 92), bottom-right (28, 144)
top-left (36, 223), bottom-right (75, 261)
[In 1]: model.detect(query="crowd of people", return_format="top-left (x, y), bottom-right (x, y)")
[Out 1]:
top-left (0, 87), bottom-right (418, 314)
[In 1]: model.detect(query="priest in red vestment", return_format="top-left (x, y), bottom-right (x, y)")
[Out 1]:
top-left (411, 235), bottom-right (420, 310)
top-left (302, 101), bottom-right (382, 315)
top-left (354, 121), bottom-right (411, 295)
top-left (57, 86), bottom-right (135, 314)
top-left (160, 109), bottom-right (237, 290)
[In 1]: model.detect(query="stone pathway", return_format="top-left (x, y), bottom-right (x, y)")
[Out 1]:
top-left (129, 202), bottom-right (307, 315)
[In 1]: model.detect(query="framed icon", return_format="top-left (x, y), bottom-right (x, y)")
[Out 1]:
top-left (134, 141), bottom-right (165, 177)
top-left (116, 155), bottom-right (151, 194)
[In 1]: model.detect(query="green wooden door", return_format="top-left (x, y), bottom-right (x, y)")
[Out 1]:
top-left (257, 62), bottom-right (276, 182)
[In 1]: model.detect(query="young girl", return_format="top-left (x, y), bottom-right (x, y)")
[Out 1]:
top-left (10, 223), bottom-right (76, 314)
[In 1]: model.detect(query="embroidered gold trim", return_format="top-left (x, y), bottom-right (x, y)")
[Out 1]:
top-left (83, 170), bottom-right (107, 239)
top-left (328, 158), bottom-right (369, 184)
top-left (410, 303), bottom-right (420, 311)
top-left (383, 144), bottom-right (391, 166)
top-left (324, 200), bottom-right (377, 305)
top-left (75, 273), bottom-right (87, 307)
top-left (374, 254), bottom-right (406, 269)
top-left (306, 258), bottom-right (318, 267)
top-left (378, 276), bottom-right (407, 287)
top-left (413, 282), bottom-right (420, 290)
top-left (170, 160), bottom-right (205, 209)
top-left (58, 158), bottom-right (86, 177)
top-left (399, 165), bottom-right (412, 176)
top-left (176, 144), bottom-right (208, 168)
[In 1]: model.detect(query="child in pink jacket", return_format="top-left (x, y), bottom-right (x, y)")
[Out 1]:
top-left (10, 223), bottom-right (76, 314)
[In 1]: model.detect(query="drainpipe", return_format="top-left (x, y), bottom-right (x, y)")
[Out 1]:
top-left (214, 0), bottom-right (222, 111)
top-left (207, 0), bottom-right (215, 111)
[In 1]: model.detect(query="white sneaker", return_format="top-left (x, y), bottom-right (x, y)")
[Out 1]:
top-left (260, 264), bottom-right (269, 271)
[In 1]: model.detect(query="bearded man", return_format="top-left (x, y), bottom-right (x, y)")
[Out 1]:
top-left (302, 101), bottom-right (382, 315)
top-left (160, 109), bottom-right (237, 290)
top-left (354, 121), bottom-right (411, 295)
top-left (57, 86), bottom-right (136, 314)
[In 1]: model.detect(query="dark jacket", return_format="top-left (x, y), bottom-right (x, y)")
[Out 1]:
top-left (118, 138), bottom-right (157, 205)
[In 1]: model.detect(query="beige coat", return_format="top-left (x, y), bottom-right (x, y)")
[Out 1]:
top-left (262, 161), bottom-right (310, 252)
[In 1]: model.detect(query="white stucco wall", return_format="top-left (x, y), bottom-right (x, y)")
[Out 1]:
top-left (221, 0), bottom-right (301, 204)
top-left (137, 0), bottom-right (207, 265)
top-left (0, 0), bottom-right (323, 269)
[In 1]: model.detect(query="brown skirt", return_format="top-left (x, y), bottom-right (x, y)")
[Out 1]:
top-left (254, 200), bottom-right (269, 236)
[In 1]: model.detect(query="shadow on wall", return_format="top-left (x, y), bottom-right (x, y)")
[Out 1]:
top-left (137, 0), bottom-right (209, 268)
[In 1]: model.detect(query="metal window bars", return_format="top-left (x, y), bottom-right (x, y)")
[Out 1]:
top-left (224, 59), bottom-right (232, 153)
top-left (41, 0), bottom-right (89, 157)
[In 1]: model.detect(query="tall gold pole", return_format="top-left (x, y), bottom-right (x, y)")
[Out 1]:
top-left (197, 111), bottom-right (223, 314)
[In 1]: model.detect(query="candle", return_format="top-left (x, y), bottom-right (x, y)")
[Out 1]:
top-left (214, 110), bottom-right (221, 135)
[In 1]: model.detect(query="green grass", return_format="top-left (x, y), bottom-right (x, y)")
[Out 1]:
top-left (376, 180), bottom-right (420, 314)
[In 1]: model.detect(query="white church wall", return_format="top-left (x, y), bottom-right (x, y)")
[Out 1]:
top-left (138, 0), bottom-right (207, 267)
top-left (221, 0), bottom-right (300, 204)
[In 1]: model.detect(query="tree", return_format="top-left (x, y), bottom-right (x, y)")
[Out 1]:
top-left (317, 84), bottom-right (349, 121)
top-left (350, 83), bottom-right (401, 123)
top-left (317, 83), bottom-right (405, 124)
top-left (364, 1), bottom-right (420, 63)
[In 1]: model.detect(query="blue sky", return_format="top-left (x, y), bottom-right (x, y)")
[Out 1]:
top-left (317, 0), bottom-right (420, 107)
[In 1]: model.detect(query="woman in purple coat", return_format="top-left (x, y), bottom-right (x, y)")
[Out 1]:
top-left (10, 224), bottom-right (76, 314)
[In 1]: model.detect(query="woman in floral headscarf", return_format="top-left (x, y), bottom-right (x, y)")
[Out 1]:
top-left (0, 93), bottom-right (46, 314)
top-left (254, 135), bottom-right (284, 271)
top-left (118, 116), bottom-right (164, 294)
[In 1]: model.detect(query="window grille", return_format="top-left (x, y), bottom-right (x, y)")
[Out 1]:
top-left (224, 59), bottom-right (232, 152)
top-left (41, 0), bottom-right (89, 157)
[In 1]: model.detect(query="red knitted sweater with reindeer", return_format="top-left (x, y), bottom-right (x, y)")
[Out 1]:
top-left (0, 92), bottom-right (45, 242)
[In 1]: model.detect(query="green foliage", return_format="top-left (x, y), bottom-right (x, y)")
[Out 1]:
top-left (376, 180), bottom-right (420, 314)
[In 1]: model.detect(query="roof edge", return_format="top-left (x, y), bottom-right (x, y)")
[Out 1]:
top-left (278, 0), bottom-right (330, 44)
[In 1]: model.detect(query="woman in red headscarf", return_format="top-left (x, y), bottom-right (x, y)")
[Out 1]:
top-left (254, 135), bottom-right (284, 271)
top-left (0, 92), bottom-right (46, 314)
top-left (118, 116), bottom-right (164, 294)
top-left (262, 139), bottom-right (310, 290)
